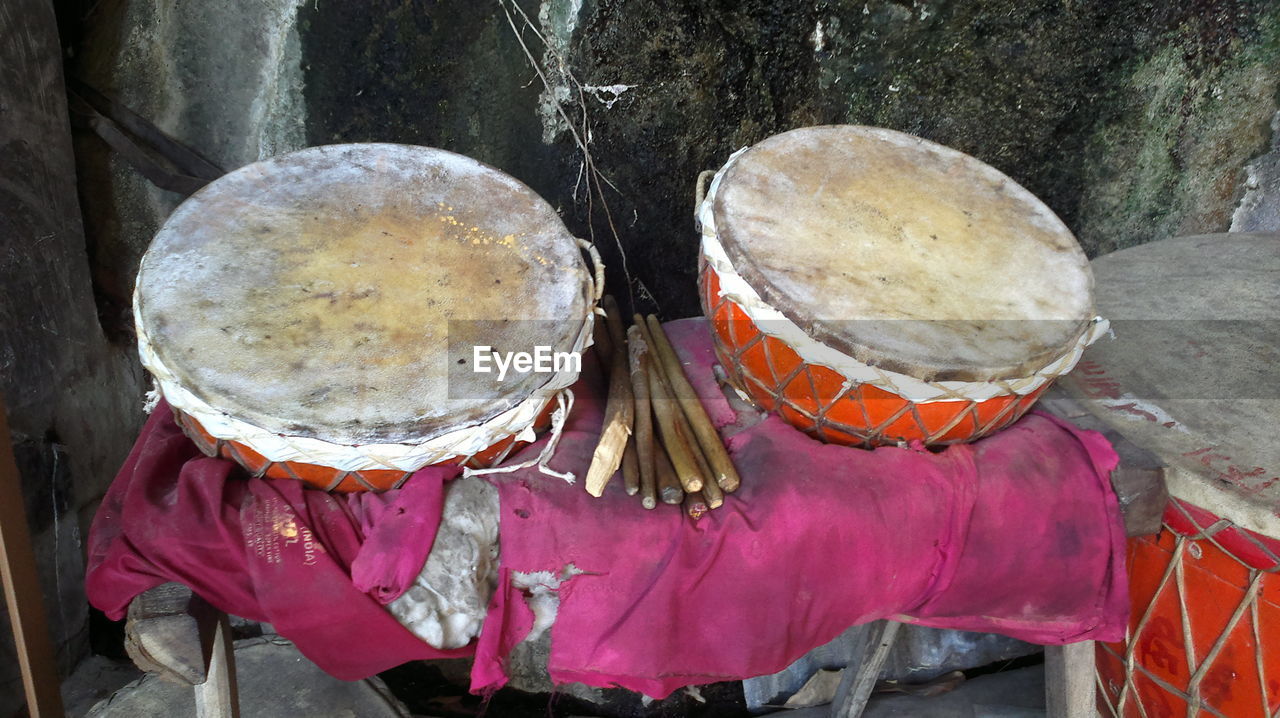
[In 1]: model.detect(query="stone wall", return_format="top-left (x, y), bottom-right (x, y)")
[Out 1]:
top-left (0, 1), bottom-right (146, 714)
top-left (73, 1), bottom-right (1280, 321)
top-left (298, 0), bottom-right (1280, 316)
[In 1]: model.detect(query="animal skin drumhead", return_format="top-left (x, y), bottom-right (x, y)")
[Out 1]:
top-left (710, 125), bottom-right (1094, 383)
top-left (135, 144), bottom-right (591, 445)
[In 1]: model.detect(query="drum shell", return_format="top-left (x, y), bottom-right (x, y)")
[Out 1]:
top-left (1096, 499), bottom-right (1280, 717)
top-left (173, 400), bottom-right (556, 492)
top-left (698, 259), bottom-right (1050, 446)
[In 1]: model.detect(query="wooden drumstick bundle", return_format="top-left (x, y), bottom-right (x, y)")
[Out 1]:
top-left (583, 302), bottom-right (742, 519)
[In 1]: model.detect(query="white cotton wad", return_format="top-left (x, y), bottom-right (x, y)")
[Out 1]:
top-left (386, 476), bottom-right (501, 649)
top-left (512, 564), bottom-right (583, 645)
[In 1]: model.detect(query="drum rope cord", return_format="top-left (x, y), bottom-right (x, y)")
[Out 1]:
top-left (1109, 497), bottom-right (1273, 715)
top-left (461, 388), bottom-right (577, 483)
top-left (1167, 498), bottom-right (1280, 571)
top-left (696, 149), bottom-right (1110, 405)
top-left (578, 237), bottom-right (607, 308)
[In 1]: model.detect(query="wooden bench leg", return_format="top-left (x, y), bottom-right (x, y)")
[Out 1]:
top-left (195, 612), bottom-right (238, 718)
top-left (0, 400), bottom-right (64, 718)
top-left (126, 583), bottom-right (239, 717)
top-left (830, 619), bottom-right (902, 718)
top-left (1045, 641), bottom-right (1096, 717)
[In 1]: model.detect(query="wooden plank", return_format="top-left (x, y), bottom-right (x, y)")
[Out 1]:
top-left (1111, 465), bottom-right (1168, 538)
top-left (830, 620), bottom-right (902, 718)
top-left (1045, 641), bottom-right (1096, 718)
top-left (194, 613), bottom-right (239, 718)
top-left (126, 582), bottom-right (209, 684)
top-left (0, 400), bottom-right (64, 718)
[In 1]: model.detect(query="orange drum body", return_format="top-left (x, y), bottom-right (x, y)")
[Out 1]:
top-left (1059, 234), bottom-right (1280, 716)
top-left (135, 144), bottom-right (599, 492)
top-left (1097, 500), bottom-right (1280, 718)
top-left (697, 126), bottom-right (1106, 446)
top-left (699, 264), bottom-right (1052, 445)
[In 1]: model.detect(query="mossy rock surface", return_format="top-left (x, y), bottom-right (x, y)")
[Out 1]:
top-left (300, 0), bottom-right (1280, 317)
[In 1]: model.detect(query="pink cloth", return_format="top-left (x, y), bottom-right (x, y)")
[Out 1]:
top-left (86, 318), bottom-right (1127, 695)
top-left (469, 319), bottom-right (1128, 697)
top-left (85, 404), bottom-right (473, 678)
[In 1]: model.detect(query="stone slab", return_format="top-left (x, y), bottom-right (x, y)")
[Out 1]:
top-left (1061, 233), bottom-right (1280, 537)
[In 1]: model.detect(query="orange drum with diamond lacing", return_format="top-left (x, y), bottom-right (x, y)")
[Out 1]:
top-left (1061, 233), bottom-right (1280, 718)
top-left (135, 144), bottom-right (601, 492)
top-left (696, 126), bottom-right (1109, 446)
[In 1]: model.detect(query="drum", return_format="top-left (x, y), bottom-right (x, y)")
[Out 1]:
top-left (696, 125), bottom-right (1108, 446)
top-left (1060, 233), bottom-right (1280, 717)
top-left (135, 144), bottom-right (600, 492)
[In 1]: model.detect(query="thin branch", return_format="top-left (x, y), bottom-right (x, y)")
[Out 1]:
top-left (498, 0), bottom-right (635, 309)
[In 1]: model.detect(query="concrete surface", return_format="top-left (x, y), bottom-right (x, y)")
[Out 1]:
top-left (1061, 233), bottom-right (1280, 538)
top-left (82, 637), bottom-right (411, 718)
top-left (60, 655), bottom-right (142, 718)
top-left (768, 664), bottom-right (1045, 718)
top-left (744, 623), bottom-right (1036, 712)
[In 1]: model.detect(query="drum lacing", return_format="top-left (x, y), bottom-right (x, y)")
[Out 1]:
top-left (1102, 499), bottom-right (1280, 717)
top-left (461, 389), bottom-right (577, 484)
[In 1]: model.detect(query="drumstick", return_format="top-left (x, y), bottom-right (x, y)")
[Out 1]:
top-left (698, 454), bottom-right (724, 510)
top-left (622, 437), bottom-right (640, 496)
top-left (584, 358), bottom-right (633, 496)
top-left (684, 490), bottom-right (709, 520)
top-left (657, 370), bottom-right (718, 498)
top-left (671, 385), bottom-right (722, 510)
top-left (602, 295), bottom-right (627, 353)
top-left (636, 459), bottom-right (657, 509)
top-left (638, 320), bottom-right (719, 497)
top-left (654, 444), bottom-right (684, 505)
top-left (686, 412), bottom-right (727, 506)
top-left (626, 323), bottom-right (657, 506)
top-left (585, 300), bottom-right (635, 497)
top-left (644, 314), bottom-right (741, 493)
top-left (646, 361), bottom-right (704, 493)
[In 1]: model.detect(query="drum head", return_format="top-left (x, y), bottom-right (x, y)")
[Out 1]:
top-left (710, 125), bottom-right (1094, 382)
top-left (136, 144), bottom-right (590, 445)
top-left (1062, 233), bottom-right (1280, 537)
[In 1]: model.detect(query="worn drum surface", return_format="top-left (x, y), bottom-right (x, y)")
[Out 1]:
top-left (135, 144), bottom-right (598, 491)
top-left (697, 125), bottom-right (1107, 445)
top-left (1060, 233), bottom-right (1280, 718)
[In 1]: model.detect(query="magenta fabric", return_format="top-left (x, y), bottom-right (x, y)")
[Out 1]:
top-left (86, 318), bottom-right (1127, 695)
top-left (471, 319), bottom-right (1128, 697)
top-left (84, 403), bottom-right (474, 679)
